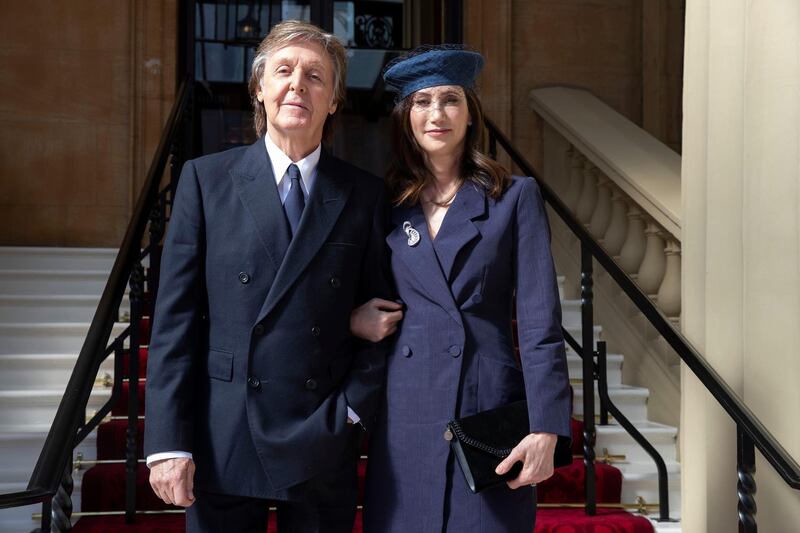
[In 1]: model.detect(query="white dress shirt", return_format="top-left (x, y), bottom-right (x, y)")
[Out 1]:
top-left (146, 135), bottom-right (358, 468)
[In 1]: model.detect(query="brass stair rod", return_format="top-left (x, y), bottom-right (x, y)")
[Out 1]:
top-left (85, 414), bottom-right (145, 421)
top-left (538, 497), bottom-right (655, 515)
top-left (74, 459), bottom-right (146, 470)
top-left (572, 448), bottom-right (626, 464)
top-left (93, 374), bottom-right (146, 387)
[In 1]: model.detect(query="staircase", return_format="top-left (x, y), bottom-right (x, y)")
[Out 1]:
top-left (559, 286), bottom-right (682, 532)
top-left (0, 247), bottom-right (123, 532)
top-left (0, 246), bottom-right (681, 531)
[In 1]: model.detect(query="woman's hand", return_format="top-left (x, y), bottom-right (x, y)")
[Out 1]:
top-left (495, 432), bottom-right (557, 489)
top-left (350, 298), bottom-right (404, 342)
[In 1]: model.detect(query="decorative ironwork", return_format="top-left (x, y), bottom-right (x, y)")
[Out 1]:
top-left (597, 341), bottom-right (672, 521)
top-left (129, 262), bottom-right (145, 303)
top-left (356, 15), bottom-right (394, 48)
top-left (126, 261), bottom-right (144, 523)
top-left (580, 243), bottom-right (596, 515)
top-left (51, 460), bottom-right (73, 532)
top-left (148, 198), bottom-right (165, 245)
top-left (738, 427), bottom-right (758, 532)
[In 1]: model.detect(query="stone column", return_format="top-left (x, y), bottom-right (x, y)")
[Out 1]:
top-left (681, 1), bottom-right (800, 531)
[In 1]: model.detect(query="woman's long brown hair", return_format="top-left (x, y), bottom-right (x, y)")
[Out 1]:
top-left (386, 87), bottom-right (511, 207)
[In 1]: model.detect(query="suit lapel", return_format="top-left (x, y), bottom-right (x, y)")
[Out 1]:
top-left (229, 141), bottom-right (291, 277)
top-left (387, 204), bottom-right (463, 327)
top-left (432, 183), bottom-right (486, 281)
top-left (256, 150), bottom-right (353, 323)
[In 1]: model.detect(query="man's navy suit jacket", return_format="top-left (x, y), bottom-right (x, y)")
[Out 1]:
top-left (143, 141), bottom-right (390, 497)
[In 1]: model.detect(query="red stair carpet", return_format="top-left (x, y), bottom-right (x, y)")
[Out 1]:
top-left (72, 314), bottom-right (654, 532)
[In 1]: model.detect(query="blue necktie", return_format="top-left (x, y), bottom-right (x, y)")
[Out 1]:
top-left (284, 163), bottom-right (305, 236)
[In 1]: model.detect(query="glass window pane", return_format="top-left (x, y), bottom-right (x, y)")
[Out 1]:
top-left (196, 43), bottom-right (245, 82)
top-left (282, 1), bottom-right (311, 22)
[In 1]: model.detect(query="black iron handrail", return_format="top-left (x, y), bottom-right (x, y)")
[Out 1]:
top-left (0, 79), bottom-right (193, 515)
top-left (485, 115), bottom-right (800, 526)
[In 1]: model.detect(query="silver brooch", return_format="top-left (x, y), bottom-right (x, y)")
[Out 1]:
top-left (403, 221), bottom-right (420, 247)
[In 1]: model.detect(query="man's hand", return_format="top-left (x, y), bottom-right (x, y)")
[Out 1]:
top-left (149, 457), bottom-right (196, 507)
top-left (350, 298), bottom-right (403, 342)
top-left (494, 432), bottom-right (557, 489)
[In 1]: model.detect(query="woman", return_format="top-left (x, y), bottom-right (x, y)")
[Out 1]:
top-left (353, 46), bottom-right (571, 532)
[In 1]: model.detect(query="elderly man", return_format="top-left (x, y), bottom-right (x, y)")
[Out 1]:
top-left (144, 21), bottom-right (393, 533)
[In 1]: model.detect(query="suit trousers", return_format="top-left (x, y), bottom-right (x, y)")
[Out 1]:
top-left (187, 431), bottom-right (360, 533)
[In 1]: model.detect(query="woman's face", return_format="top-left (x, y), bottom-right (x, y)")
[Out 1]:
top-left (408, 85), bottom-right (471, 159)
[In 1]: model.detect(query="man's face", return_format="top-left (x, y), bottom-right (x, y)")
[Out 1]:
top-left (256, 41), bottom-right (337, 145)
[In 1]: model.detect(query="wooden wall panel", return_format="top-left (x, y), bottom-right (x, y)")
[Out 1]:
top-left (0, 0), bottom-right (176, 246)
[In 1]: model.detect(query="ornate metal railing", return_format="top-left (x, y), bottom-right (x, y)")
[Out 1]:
top-left (486, 116), bottom-right (800, 530)
top-left (0, 79), bottom-right (194, 532)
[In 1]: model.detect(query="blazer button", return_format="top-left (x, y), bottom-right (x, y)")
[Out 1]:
top-left (305, 378), bottom-right (318, 390)
top-left (329, 276), bottom-right (341, 289)
top-left (311, 326), bottom-right (321, 337)
top-left (238, 272), bottom-right (251, 284)
top-left (402, 345), bottom-right (412, 357)
top-left (253, 324), bottom-right (265, 336)
top-left (247, 377), bottom-right (261, 389)
top-left (449, 345), bottom-right (462, 358)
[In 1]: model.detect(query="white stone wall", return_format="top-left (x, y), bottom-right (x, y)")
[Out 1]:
top-left (681, 1), bottom-right (800, 531)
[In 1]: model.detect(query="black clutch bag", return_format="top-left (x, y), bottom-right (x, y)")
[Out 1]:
top-left (444, 400), bottom-right (572, 493)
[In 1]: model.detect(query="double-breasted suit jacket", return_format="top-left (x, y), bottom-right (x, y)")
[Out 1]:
top-left (144, 141), bottom-right (390, 497)
top-left (364, 176), bottom-right (571, 532)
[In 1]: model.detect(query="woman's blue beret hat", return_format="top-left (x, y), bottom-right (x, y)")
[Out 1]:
top-left (382, 45), bottom-right (485, 101)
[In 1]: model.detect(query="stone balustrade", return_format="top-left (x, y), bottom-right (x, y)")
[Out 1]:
top-left (531, 87), bottom-right (682, 319)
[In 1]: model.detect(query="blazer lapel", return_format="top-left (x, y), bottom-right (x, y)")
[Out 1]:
top-left (256, 150), bottom-right (353, 323)
top-left (229, 142), bottom-right (291, 277)
top-left (430, 183), bottom-right (486, 281)
top-left (387, 204), bottom-right (463, 327)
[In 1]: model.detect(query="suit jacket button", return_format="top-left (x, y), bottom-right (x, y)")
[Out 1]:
top-left (402, 345), bottom-right (412, 357)
top-left (238, 272), bottom-right (250, 284)
top-left (449, 345), bottom-right (462, 358)
top-left (311, 326), bottom-right (321, 337)
top-left (253, 324), bottom-right (265, 336)
top-left (330, 276), bottom-right (341, 289)
top-left (247, 377), bottom-right (261, 389)
top-left (305, 378), bottom-right (318, 390)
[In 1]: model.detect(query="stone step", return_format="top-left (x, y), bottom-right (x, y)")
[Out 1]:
top-left (0, 426), bottom-right (97, 485)
top-left (559, 299), bottom-right (614, 333)
top-left (0, 387), bottom-right (112, 427)
top-left (573, 385), bottom-right (649, 422)
top-left (0, 247), bottom-right (118, 271)
top-left (0, 353), bottom-right (116, 390)
top-left (0, 294), bottom-right (129, 323)
top-left (557, 275), bottom-right (565, 300)
top-left (619, 469), bottom-right (682, 519)
top-left (595, 420), bottom-right (679, 464)
top-left (562, 324), bottom-right (603, 348)
top-left (561, 298), bottom-right (581, 327)
top-left (0, 270), bottom-right (113, 296)
top-left (566, 352), bottom-right (624, 386)
top-left (652, 518), bottom-right (683, 532)
top-left (0, 322), bottom-right (128, 354)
